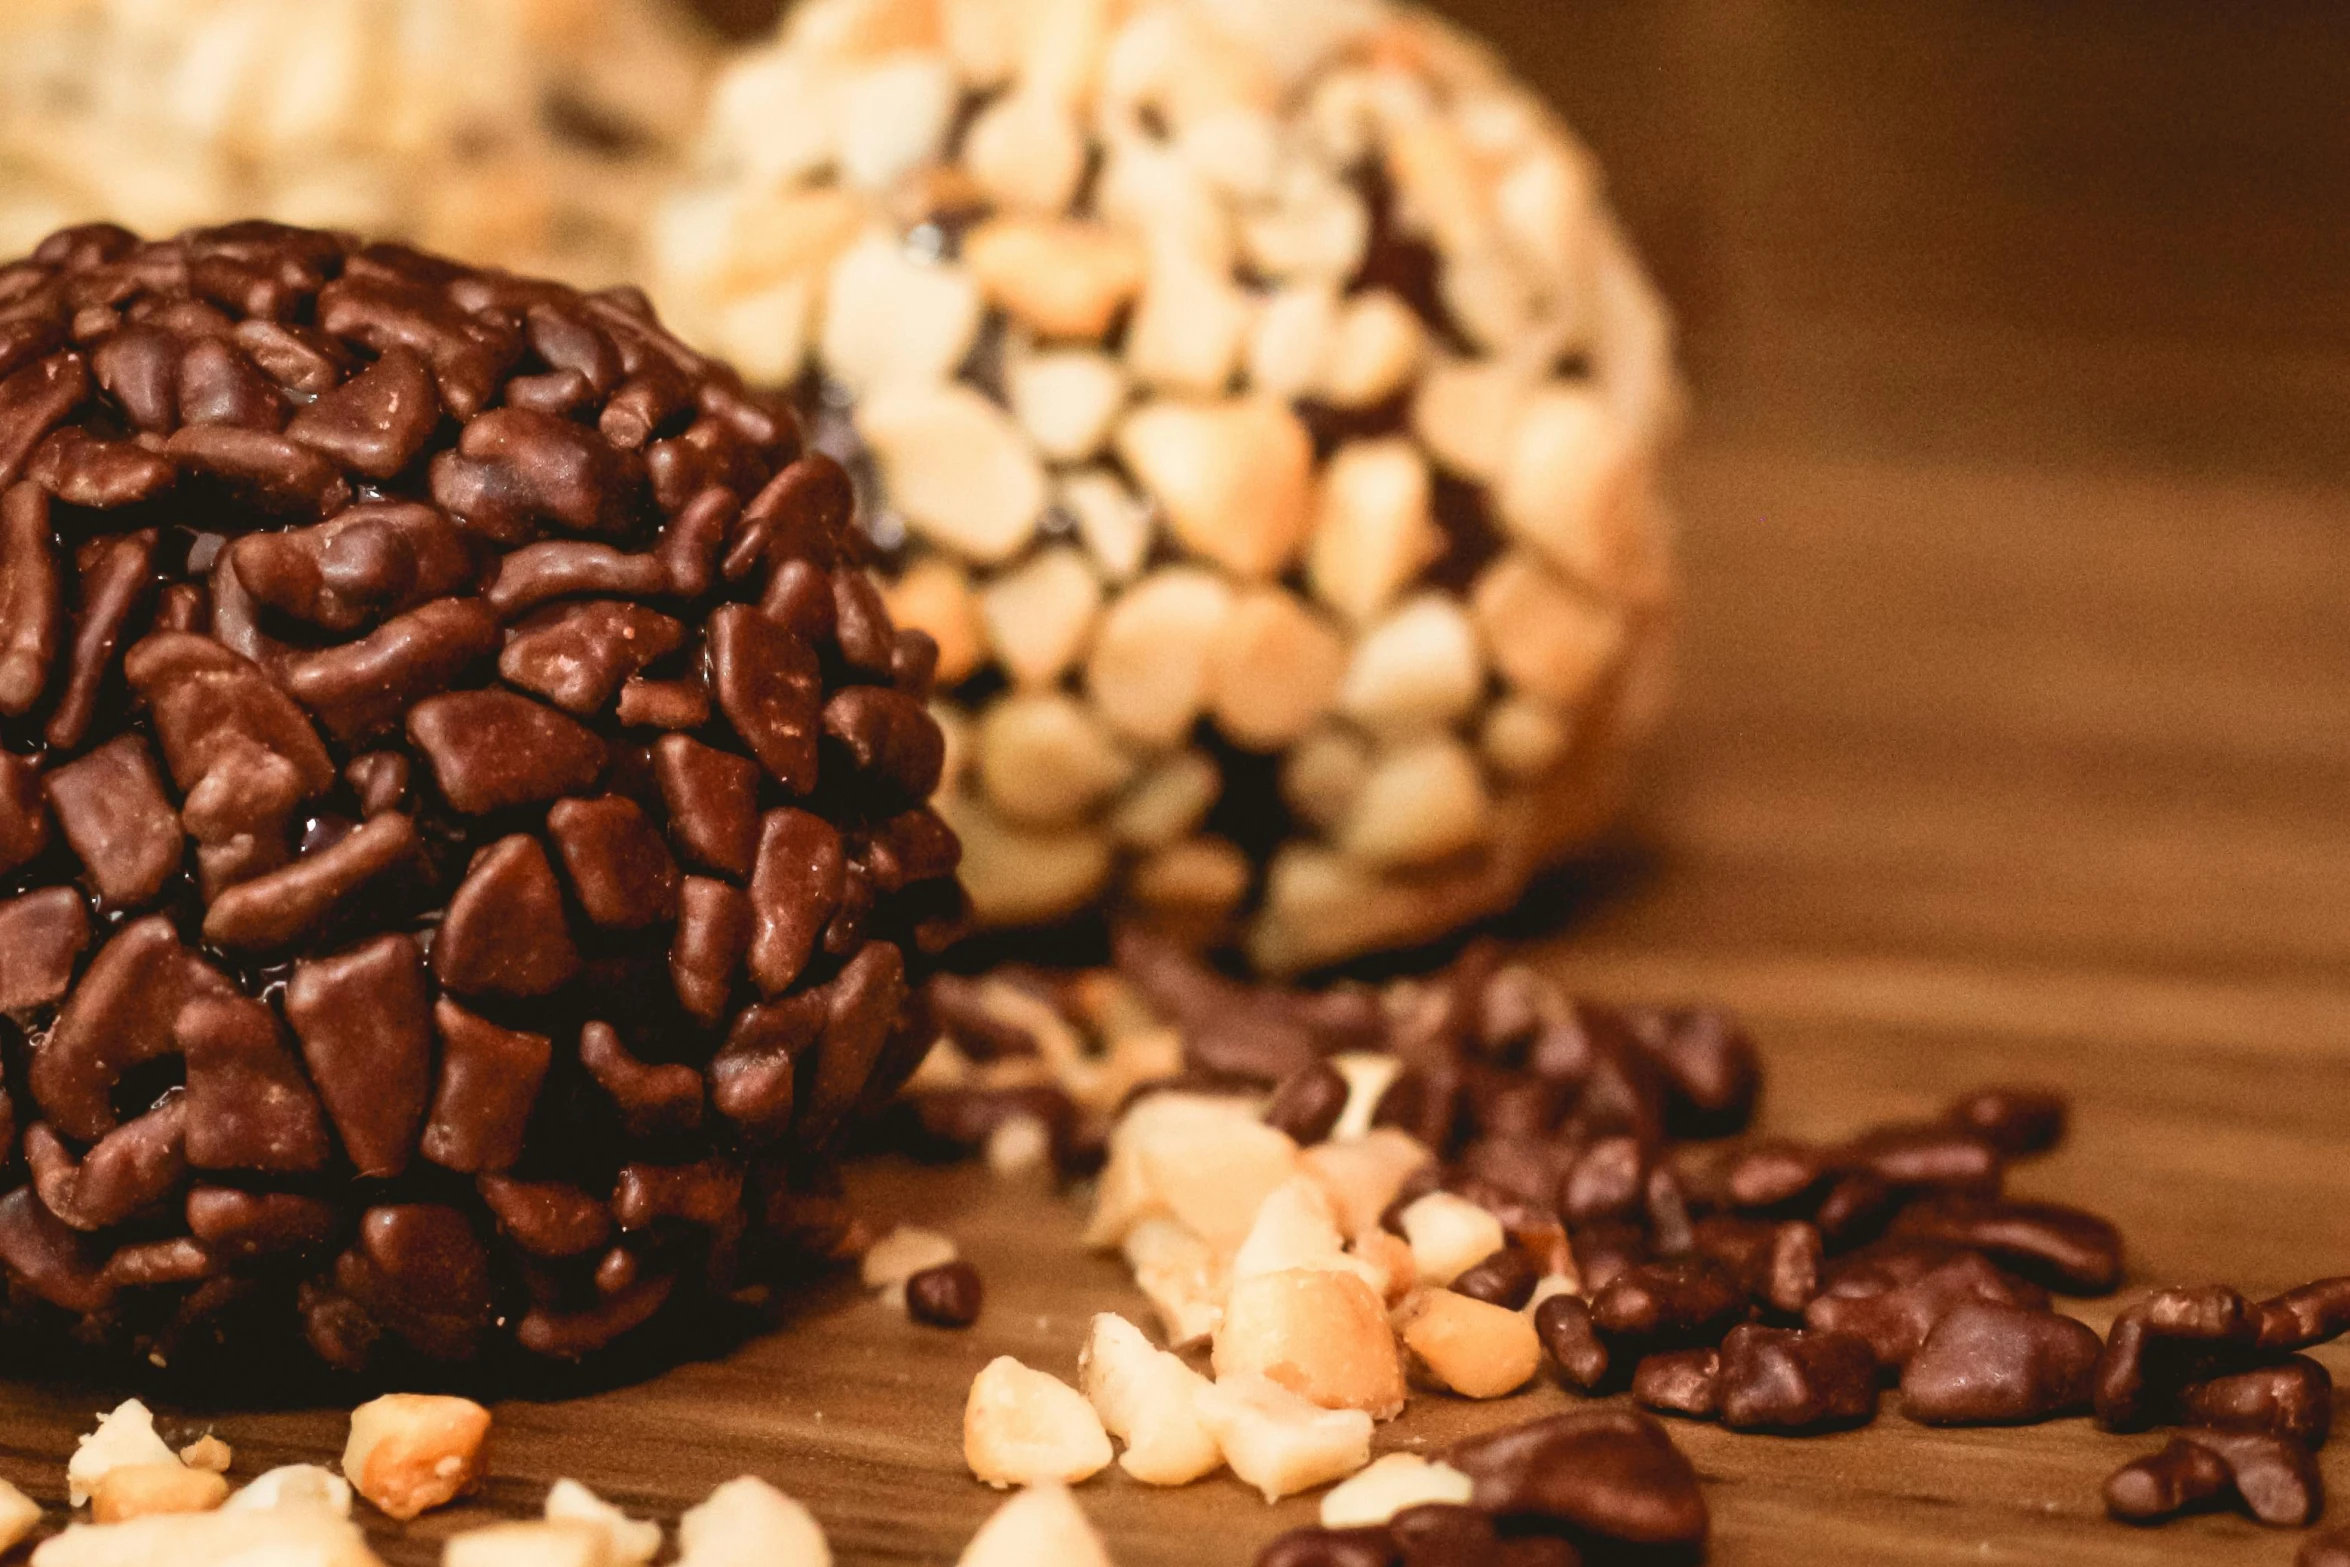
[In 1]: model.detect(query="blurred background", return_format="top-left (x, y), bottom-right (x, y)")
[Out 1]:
top-left (8, 0), bottom-right (2342, 979)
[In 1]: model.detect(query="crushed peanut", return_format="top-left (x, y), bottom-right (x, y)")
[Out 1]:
top-left (91, 1464), bottom-right (229, 1524)
top-left (963, 1358), bottom-right (1114, 1489)
top-left (176, 1437), bottom-right (231, 1475)
top-left (1078, 1314), bottom-right (1224, 1487)
top-left (1397, 1289), bottom-right (1544, 1399)
top-left (341, 1394), bottom-right (491, 1522)
top-left (544, 1479), bottom-right (662, 1567)
top-left (67, 1402), bottom-right (179, 1508)
top-left (675, 1477), bottom-right (828, 1567)
top-left (1193, 1374), bottom-right (1374, 1503)
top-left (955, 1484), bottom-right (1113, 1567)
top-left (1319, 1452), bottom-right (1476, 1527)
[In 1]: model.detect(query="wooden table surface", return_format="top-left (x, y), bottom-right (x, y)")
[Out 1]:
top-left (6, 2), bottom-right (2350, 1563)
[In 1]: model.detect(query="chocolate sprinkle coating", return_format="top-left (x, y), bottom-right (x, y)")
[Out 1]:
top-left (0, 222), bottom-right (962, 1373)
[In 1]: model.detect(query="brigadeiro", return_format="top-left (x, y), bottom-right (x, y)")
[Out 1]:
top-left (651, 0), bottom-right (1680, 972)
top-left (0, 221), bottom-right (961, 1372)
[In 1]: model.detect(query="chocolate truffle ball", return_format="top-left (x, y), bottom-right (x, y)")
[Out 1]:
top-left (651, 0), bottom-right (1678, 972)
top-left (0, 221), bottom-right (959, 1371)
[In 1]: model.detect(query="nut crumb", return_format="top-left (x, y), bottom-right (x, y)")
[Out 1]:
top-left (341, 1394), bottom-right (491, 1521)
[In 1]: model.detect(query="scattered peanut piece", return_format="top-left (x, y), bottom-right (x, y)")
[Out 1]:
top-left (675, 1477), bottom-right (828, 1567)
top-left (1120, 1217), bottom-right (1227, 1349)
top-left (1300, 1130), bottom-right (1430, 1240)
top-left (544, 1479), bottom-right (662, 1567)
top-left (964, 1357), bottom-right (1114, 1489)
top-left (225, 1466), bottom-right (352, 1517)
top-left (1318, 1453), bottom-right (1475, 1527)
top-left (1193, 1374), bottom-right (1374, 1502)
top-left (67, 1401), bottom-right (179, 1507)
top-left (956, 1485), bottom-right (1114, 1567)
top-left (91, 1463), bottom-right (229, 1524)
top-left (1230, 1178), bottom-right (1354, 1281)
top-left (1084, 1093), bottom-right (1300, 1255)
top-left (0, 1479), bottom-right (40, 1555)
top-left (442, 1520), bottom-right (609, 1567)
top-left (1213, 1269), bottom-right (1408, 1420)
top-left (1397, 1290), bottom-right (1545, 1399)
top-left (1398, 1192), bottom-right (1506, 1287)
top-left (31, 1504), bottom-right (382, 1567)
top-left (1078, 1314), bottom-right (1223, 1486)
top-left (341, 1394), bottom-right (492, 1522)
top-left (176, 1437), bottom-right (231, 1475)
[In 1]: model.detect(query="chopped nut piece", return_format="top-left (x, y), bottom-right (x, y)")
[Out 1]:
top-left (32, 1504), bottom-right (382, 1567)
top-left (1300, 1130), bottom-right (1431, 1240)
top-left (860, 1226), bottom-right (961, 1290)
top-left (1213, 1269), bottom-right (1408, 1419)
top-left (1059, 471), bottom-right (1155, 583)
top-left (1482, 695), bottom-right (1574, 781)
top-left (861, 384), bottom-right (1048, 564)
top-left (1208, 589), bottom-right (1348, 750)
top-left (1121, 1217), bottom-right (1228, 1348)
top-left (1248, 285), bottom-right (1340, 401)
top-left (965, 219), bottom-right (1147, 341)
top-left (544, 1480), bottom-right (661, 1567)
top-left (976, 693), bottom-right (1134, 828)
top-left (963, 1357), bottom-right (1114, 1489)
top-left (1193, 1373), bottom-right (1374, 1502)
top-left (1318, 1453), bottom-right (1475, 1528)
top-left (1471, 551), bottom-right (1626, 708)
top-left (820, 234), bottom-right (983, 395)
top-left (1281, 727), bottom-right (1374, 833)
top-left (0, 1479), bottom-right (36, 1555)
top-left (977, 549), bottom-right (1105, 689)
top-left (836, 54), bottom-right (959, 191)
top-left (1413, 357), bottom-right (1537, 483)
top-left (985, 1114), bottom-right (1055, 1177)
top-left (1241, 162), bottom-right (1370, 283)
top-left (1335, 594), bottom-right (1485, 736)
top-left (1116, 400), bottom-right (1314, 580)
top-left (675, 1477), bottom-right (829, 1567)
top-left (1078, 1314), bottom-right (1224, 1486)
top-left (955, 1484), bottom-right (1112, 1567)
top-left (1125, 253), bottom-right (1255, 395)
top-left (1398, 1288), bottom-right (1543, 1398)
top-left (1007, 351), bottom-right (1130, 463)
top-left (1400, 1192), bottom-right (1508, 1286)
top-left (963, 92), bottom-right (1089, 215)
top-left (1307, 440), bottom-right (1439, 627)
top-left (1108, 751), bottom-right (1221, 850)
top-left (1083, 569), bottom-right (1235, 748)
top-left (938, 793), bottom-right (1115, 926)
top-left (341, 1394), bottom-right (492, 1522)
top-left (1494, 384), bottom-right (1646, 592)
top-left (1084, 1092), bottom-right (1300, 1254)
top-left (1319, 292), bottom-right (1426, 409)
top-left (1128, 839), bottom-right (1250, 921)
top-left (68, 1401), bottom-right (179, 1507)
top-left (92, 1464), bottom-right (229, 1524)
top-left (881, 558), bottom-right (986, 688)
top-left (1231, 1178), bottom-right (1353, 1281)
top-left (225, 1466), bottom-right (352, 1517)
top-left (177, 1436), bottom-right (232, 1474)
top-left (1350, 1230), bottom-right (1419, 1307)
top-left (443, 1520), bottom-right (609, 1567)
top-left (1339, 737), bottom-right (1494, 868)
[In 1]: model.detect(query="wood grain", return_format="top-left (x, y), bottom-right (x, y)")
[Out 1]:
top-left (6, 2), bottom-right (2350, 1562)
